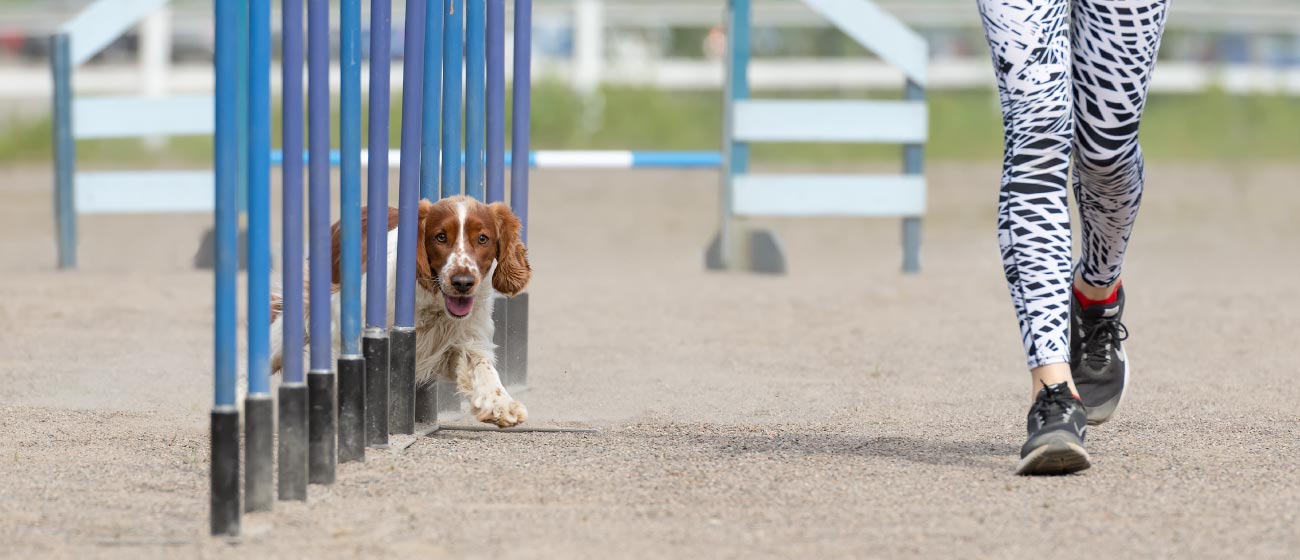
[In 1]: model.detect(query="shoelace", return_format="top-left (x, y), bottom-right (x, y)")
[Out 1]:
top-left (1031, 382), bottom-right (1076, 424)
top-left (1079, 315), bottom-right (1129, 370)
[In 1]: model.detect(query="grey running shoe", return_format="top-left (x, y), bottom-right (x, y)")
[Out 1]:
top-left (1071, 286), bottom-right (1130, 425)
top-left (1016, 382), bottom-right (1091, 476)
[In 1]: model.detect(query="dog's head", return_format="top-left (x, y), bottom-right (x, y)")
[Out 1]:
top-left (417, 196), bottom-right (530, 319)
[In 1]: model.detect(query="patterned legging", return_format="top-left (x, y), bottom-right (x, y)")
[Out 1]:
top-left (978, 0), bottom-right (1169, 369)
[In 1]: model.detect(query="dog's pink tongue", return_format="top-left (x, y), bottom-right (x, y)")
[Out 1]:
top-left (445, 295), bottom-right (474, 317)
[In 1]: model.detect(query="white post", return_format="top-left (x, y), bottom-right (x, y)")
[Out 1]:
top-left (140, 4), bottom-right (171, 148)
top-left (572, 0), bottom-right (603, 94)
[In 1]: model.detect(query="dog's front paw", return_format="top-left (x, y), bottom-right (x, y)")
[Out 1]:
top-left (471, 388), bottom-right (527, 428)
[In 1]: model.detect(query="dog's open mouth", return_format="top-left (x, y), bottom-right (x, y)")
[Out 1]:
top-left (444, 295), bottom-right (474, 318)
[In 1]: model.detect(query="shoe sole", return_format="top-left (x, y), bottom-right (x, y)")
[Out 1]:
top-left (1085, 348), bottom-right (1129, 426)
top-left (1015, 441), bottom-right (1091, 476)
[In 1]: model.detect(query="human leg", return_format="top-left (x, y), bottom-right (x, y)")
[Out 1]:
top-left (979, 0), bottom-right (1091, 474)
top-left (1069, 0), bottom-right (1169, 423)
top-left (977, 0), bottom-right (1076, 383)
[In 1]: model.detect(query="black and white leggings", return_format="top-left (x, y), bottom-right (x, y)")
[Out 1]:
top-left (978, 0), bottom-right (1168, 369)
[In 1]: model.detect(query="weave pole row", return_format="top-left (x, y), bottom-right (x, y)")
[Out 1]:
top-left (210, 0), bottom-right (533, 536)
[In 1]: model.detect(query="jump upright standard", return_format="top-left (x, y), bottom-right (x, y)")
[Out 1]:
top-left (210, 0), bottom-right (534, 536)
top-left (705, 0), bottom-right (929, 275)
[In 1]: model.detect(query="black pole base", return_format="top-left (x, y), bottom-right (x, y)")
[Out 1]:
top-left (390, 327), bottom-right (416, 435)
top-left (415, 381), bottom-right (439, 425)
top-left (364, 331), bottom-right (390, 448)
top-left (277, 383), bottom-right (308, 500)
top-left (308, 371), bottom-right (337, 485)
top-left (337, 355), bottom-right (366, 463)
top-left (210, 407), bottom-right (240, 536)
top-left (244, 394), bottom-right (274, 513)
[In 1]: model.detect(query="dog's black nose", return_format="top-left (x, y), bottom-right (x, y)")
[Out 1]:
top-left (450, 274), bottom-right (475, 293)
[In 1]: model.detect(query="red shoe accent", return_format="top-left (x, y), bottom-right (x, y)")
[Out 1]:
top-left (1074, 281), bottom-right (1121, 308)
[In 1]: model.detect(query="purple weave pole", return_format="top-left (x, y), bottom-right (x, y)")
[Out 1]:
top-left (510, 0), bottom-right (531, 242)
top-left (485, 0), bottom-right (505, 203)
top-left (394, 0), bottom-right (426, 328)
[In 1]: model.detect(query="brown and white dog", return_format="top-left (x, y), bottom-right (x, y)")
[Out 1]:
top-left (267, 196), bottom-right (531, 427)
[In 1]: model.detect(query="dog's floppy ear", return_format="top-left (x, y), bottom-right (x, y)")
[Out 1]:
top-left (415, 199), bottom-right (436, 291)
top-left (489, 202), bottom-right (530, 296)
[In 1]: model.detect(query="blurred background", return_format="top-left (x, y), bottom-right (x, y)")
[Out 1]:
top-left (1, 0), bottom-right (1297, 168)
top-left (4, 4), bottom-right (1300, 554)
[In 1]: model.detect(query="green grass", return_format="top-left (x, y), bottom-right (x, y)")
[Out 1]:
top-left (3, 84), bottom-right (1297, 168)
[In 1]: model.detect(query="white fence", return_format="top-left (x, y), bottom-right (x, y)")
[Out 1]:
top-left (3, 0), bottom-right (1300, 101)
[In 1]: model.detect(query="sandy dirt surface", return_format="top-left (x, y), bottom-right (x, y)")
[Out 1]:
top-left (1, 163), bottom-right (1298, 559)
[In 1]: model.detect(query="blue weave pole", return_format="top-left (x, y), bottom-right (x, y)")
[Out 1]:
top-left (211, 0), bottom-right (241, 536)
top-left (504, 0), bottom-right (532, 391)
top-left (366, 0), bottom-right (392, 331)
top-left (244, 0), bottom-right (274, 514)
top-left (485, 0), bottom-right (505, 203)
top-left (337, 0), bottom-right (366, 464)
top-left (277, 0), bottom-right (309, 502)
top-left (464, 0), bottom-right (485, 199)
top-left (365, 0), bottom-right (393, 447)
top-left (308, 0), bottom-right (332, 374)
top-left (306, 0), bottom-right (337, 483)
top-left (421, 0), bottom-right (443, 201)
top-left (339, 0), bottom-right (363, 356)
top-left (246, 0), bottom-right (271, 400)
top-left (441, 0), bottom-right (463, 198)
top-left (396, 0), bottom-right (426, 331)
top-left (391, 0), bottom-right (428, 435)
top-left (280, 0), bottom-right (305, 389)
top-left (511, 0), bottom-right (532, 243)
top-left (236, 0), bottom-right (249, 214)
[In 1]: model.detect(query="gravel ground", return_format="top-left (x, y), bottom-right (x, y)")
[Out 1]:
top-left (1, 163), bottom-right (1298, 559)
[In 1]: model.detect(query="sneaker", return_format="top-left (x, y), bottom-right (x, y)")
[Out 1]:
top-left (1016, 382), bottom-right (1091, 475)
top-left (1071, 285), bottom-right (1130, 425)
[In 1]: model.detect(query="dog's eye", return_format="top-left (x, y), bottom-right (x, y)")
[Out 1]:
top-left (435, 233), bottom-right (447, 243)
top-left (478, 234), bottom-right (489, 245)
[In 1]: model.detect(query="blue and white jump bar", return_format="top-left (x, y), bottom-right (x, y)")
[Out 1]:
top-left (270, 149), bottom-right (722, 169)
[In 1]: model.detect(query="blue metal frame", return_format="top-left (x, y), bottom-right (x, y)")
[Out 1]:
top-left (441, 0), bottom-right (464, 198)
top-left (728, 0), bottom-right (750, 177)
top-left (717, 0), bottom-right (750, 267)
top-left (716, 0), bottom-right (926, 274)
top-left (51, 34), bottom-right (76, 269)
top-left (902, 79), bottom-right (924, 274)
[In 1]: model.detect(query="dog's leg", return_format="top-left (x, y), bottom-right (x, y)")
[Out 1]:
top-left (453, 347), bottom-right (527, 428)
